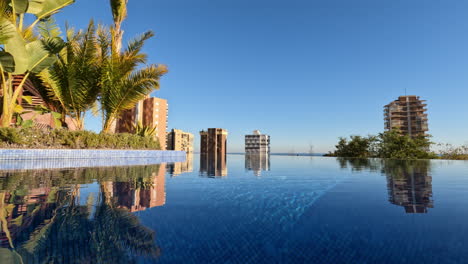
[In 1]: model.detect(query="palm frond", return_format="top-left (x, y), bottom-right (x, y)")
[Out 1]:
top-left (109, 0), bottom-right (128, 26)
top-left (37, 17), bottom-right (62, 39)
top-left (125, 31), bottom-right (154, 55)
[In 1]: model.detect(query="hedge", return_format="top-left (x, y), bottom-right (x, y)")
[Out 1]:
top-left (0, 127), bottom-right (160, 150)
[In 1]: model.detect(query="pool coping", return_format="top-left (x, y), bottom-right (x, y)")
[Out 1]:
top-left (0, 149), bottom-right (186, 160)
top-left (0, 149), bottom-right (187, 170)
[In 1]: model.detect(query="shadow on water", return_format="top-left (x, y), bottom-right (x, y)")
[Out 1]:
top-left (0, 165), bottom-right (165, 263)
top-left (337, 158), bottom-right (433, 213)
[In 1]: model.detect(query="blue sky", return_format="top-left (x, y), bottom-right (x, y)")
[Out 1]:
top-left (54, 0), bottom-right (468, 153)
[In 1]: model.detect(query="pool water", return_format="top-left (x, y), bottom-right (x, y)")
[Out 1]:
top-left (1, 155), bottom-right (468, 263)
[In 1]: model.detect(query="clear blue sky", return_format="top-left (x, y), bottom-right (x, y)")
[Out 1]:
top-left (54, 0), bottom-right (468, 153)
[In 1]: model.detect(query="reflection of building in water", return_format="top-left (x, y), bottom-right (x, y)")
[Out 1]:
top-left (245, 130), bottom-right (270, 154)
top-left (0, 187), bottom-right (69, 248)
top-left (245, 154), bottom-right (270, 176)
top-left (385, 161), bottom-right (433, 213)
top-left (199, 128), bottom-right (228, 177)
top-left (0, 166), bottom-right (162, 260)
top-left (112, 164), bottom-right (166, 212)
top-left (167, 153), bottom-right (193, 177)
top-left (200, 153), bottom-right (227, 177)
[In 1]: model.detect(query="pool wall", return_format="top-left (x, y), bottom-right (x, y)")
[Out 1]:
top-left (0, 149), bottom-right (186, 170)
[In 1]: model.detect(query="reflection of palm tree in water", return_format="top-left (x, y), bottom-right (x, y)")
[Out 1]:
top-left (15, 184), bottom-right (160, 263)
top-left (0, 165), bottom-right (162, 263)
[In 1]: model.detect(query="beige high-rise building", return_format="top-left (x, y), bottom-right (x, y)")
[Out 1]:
top-left (384, 95), bottom-right (428, 137)
top-left (116, 96), bottom-right (168, 149)
top-left (167, 129), bottom-right (194, 153)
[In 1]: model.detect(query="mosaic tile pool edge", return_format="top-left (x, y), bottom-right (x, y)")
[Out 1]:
top-left (0, 149), bottom-right (187, 170)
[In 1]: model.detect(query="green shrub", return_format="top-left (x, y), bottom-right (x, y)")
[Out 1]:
top-left (329, 130), bottom-right (437, 160)
top-left (438, 144), bottom-right (468, 160)
top-left (0, 128), bottom-right (160, 150)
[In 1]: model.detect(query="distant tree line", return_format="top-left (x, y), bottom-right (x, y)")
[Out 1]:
top-left (326, 130), bottom-right (438, 160)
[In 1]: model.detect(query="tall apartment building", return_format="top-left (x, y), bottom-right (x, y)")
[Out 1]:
top-left (245, 130), bottom-right (270, 154)
top-left (384, 96), bottom-right (428, 137)
top-left (167, 129), bottom-right (194, 153)
top-left (116, 96), bottom-right (168, 149)
top-left (199, 128), bottom-right (228, 177)
top-left (200, 128), bottom-right (228, 155)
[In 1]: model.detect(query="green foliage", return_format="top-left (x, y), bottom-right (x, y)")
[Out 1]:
top-left (331, 135), bottom-right (377, 158)
top-left (38, 19), bottom-right (101, 130)
top-left (376, 130), bottom-right (437, 160)
top-left (132, 121), bottom-right (157, 138)
top-left (0, 0), bottom-right (74, 128)
top-left (330, 131), bottom-right (437, 160)
top-left (98, 27), bottom-right (168, 132)
top-left (438, 143), bottom-right (468, 160)
top-left (0, 127), bottom-right (160, 149)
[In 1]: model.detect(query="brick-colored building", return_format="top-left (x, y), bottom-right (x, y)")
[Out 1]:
top-left (199, 128), bottom-right (228, 177)
top-left (384, 95), bottom-right (428, 137)
top-left (200, 128), bottom-right (228, 155)
top-left (116, 96), bottom-right (168, 149)
top-left (167, 129), bottom-right (194, 153)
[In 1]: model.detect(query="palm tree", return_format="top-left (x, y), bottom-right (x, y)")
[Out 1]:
top-left (98, 27), bottom-right (167, 133)
top-left (37, 20), bottom-right (101, 130)
top-left (97, 0), bottom-right (167, 133)
top-left (0, 0), bottom-right (75, 127)
top-left (110, 0), bottom-right (128, 53)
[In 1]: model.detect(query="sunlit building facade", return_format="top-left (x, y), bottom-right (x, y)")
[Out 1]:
top-left (167, 129), bottom-right (194, 153)
top-left (384, 95), bottom-right (428, 137)
top-left (245, 130), bottom-right (270, 154)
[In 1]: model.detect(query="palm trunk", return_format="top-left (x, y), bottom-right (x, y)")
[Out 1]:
top-left (102, 115), bottom-right (116, 133)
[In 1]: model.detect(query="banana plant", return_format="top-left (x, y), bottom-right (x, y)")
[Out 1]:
top-left (0, 0), bottom-right (75, 128)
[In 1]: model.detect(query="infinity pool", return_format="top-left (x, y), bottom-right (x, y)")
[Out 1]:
top-left (1, 154), bottom-right (468, 263)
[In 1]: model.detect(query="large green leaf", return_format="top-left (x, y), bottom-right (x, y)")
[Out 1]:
top-left (0, 51), bottom-right (15, 73)
top-left (10, 0), bottom-right (29, 14)
top-left (0, 17), bottom-right (16, 45)
top-left (25, 40), bottom-right (57, 73)
top-left (26, 0), bottom-right (45, 14)
top-left (35, 0), bottom-right (75, 19)
top-left (4, 21), bottom-right (28, 74)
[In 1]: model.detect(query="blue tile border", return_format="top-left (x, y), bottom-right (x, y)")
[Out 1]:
top-left (0, 149), bottom-right (186, 160)
top-left (0, 149), bottom-right (187, 170)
